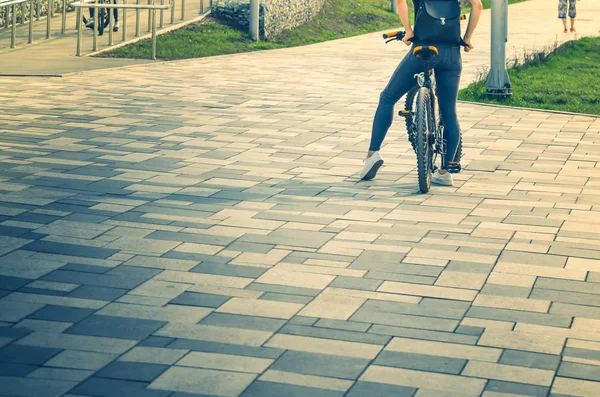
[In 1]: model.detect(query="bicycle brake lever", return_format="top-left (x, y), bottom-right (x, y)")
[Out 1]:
top-left (385, 38), bottom-right (396, 44)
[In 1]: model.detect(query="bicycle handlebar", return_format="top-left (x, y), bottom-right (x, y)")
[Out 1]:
top-left (383, 30), bottom-right (469, 48)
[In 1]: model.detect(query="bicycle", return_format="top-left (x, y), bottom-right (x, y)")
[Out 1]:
top-left (383, 30), bottom-right (464, 194)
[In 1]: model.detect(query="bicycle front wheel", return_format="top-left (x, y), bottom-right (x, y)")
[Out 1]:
top-left (415, 87), bottom-right (433, 194)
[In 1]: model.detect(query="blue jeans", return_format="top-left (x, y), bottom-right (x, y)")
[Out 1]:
top-left (369, 45), bottom-right (462, 168)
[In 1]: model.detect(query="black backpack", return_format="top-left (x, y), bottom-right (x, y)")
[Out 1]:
top-left (414, 0), bottom-right (462, 45)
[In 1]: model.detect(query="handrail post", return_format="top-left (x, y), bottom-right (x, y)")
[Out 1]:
top-left (92, 3), bottom-right (97, 50)
top-left (61, 0), bottom-right (66, 33)
top-left (36, 0), bottom-right (40, 20)
top-left (135, 0), bottom-right (139, 36)
top-left (159, 0), bottom-right (162, 28)
top-left (199, 0), bottom-right (202, 14)
top-left (20, 2), bottom-right (24, 24)
top-left (180, 0), bottom-right (182, 20)
top-left (169, 0), bottom-right (173, 24)
top-left (46, 0), bottom-right (51, 38)
top-left (249, 0), bottom-right (258, 41)
top-left (108, 2), bottom-right (113, 45)
top-left (122, 0), bottom-right (126, 40)
top-left (76, 5), bottom-right (82, 55)
top-left (29, 0), bottom-right (33, 42)
top-left (146, 0), bottom-right (150, 31)
top-left (10, 3), bottom-right (15, 47)
top-left (151, 8), bottom-right (156, 59)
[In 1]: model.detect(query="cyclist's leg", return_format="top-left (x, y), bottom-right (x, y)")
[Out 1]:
top-left (113, 0), bottom-right (118, 22)
top-left (434, 46), bottom-right (462, 169)
top-left (89, 7), bottom-right (94, 18)
top-left (369, 51), bottom-right (422, 152)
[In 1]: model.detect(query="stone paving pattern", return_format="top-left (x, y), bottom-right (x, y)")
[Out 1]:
top-left (1, 0), bottom-right (600, 396)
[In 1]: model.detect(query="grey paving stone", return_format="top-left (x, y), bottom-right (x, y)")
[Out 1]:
top-left (71, 377), bottom-right (171, 397)
top-left (550, 303), bottom-right (600, 319)
top-left (0, 326), bottom-right (32, 340)
top-left (258, 292), bottom-right (313, 304)
top-left (237, 229), bottom-right (335, 249)
top-left (361, 299), bottom-right (469, 320)
top-left (41, 270), bottom-right (147, 290)
top-left (21, 241), bottom-right (119, 259)
top-left (557, 362), bottom-right (600, 382)
top-left (169, 292), bottom-right (230, 308)
top-left (270, 350), bottom-right (370, 380)
top-left (350, 260), bottom-right (440, 278)
top-left (531, 288), bottom-right (600, 306)
top-left (314, 319), bottom-right (370, 332)
top-left (223, 241), bottom-right (276, 254)
top-left (351, 308), bottom-right (459, 332)
top-left (240, 380), bottom-right (345, 397)
top-left (61, 264), bottom-right (111, 274)
top-left (499, 350), bottom-right (561, 371)
top-left (28, 305), bottom-right (96, 323)
top-left (280, 324), bottom-right (391, 345)
top-left (454, 325), bottom-right (484, 336)
top-left (563, 347), bottom-right (600, 362)
top-left (374, 350), bottom-right (466, 375)
top-left (466, 306), bottom-right (572, 327)
top-left (167, 339), bottom-right (284, 360)
top-left (190, 262), bottom-right (267, 279)
top-left (369, 324), bottom-right (478, 345)
top-left (146, 230), bottom-right (236, 247)
top-left (484, 380), bottom-right (549, 396)
top-left (67, 285), bottom-right (128, 301)
top-left (535, 278), bottom-right (600, 295)
top-left (480, 284), bottom-right (532, 298)
top-left (19, 287), bottom-right (68, 297)
top-left (288, 316), bottom-right (319, 326)
top-left (45, 350), bottom-right (117, 371)
top-left (95, 361), bottom-right (169, 382)
top-left (247, 282), bottom-right (322, 297)
top-left (365, 271), bottom-right (436, 285)
top-left (346, 381), bottom-right (416, 397)
top-left (200, 313), bottom-right (285, 333)
top-left (0, 275), bottom-right (32, 291)
top-left (0, 290), bottom-right (9, 299)
top-left (66, 315), bottom-right (167, 340)
top-left (139, 336), bottom-right (175, 348)
top-left (329, 276), bottom-right (383, 291)
top-left (0, 362), bottom-right (38, 376)
top-left (0, 344), bottom-right (62, 365)
top-left (0, 376), bottom-right (78, 397)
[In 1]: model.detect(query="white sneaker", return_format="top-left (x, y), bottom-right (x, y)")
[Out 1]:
top-left (113, 21), bottom-right (119, 32)
top-left (431, 169), bottom-right (454, 186)
top-left (360, 152), bottom-right (384, 180)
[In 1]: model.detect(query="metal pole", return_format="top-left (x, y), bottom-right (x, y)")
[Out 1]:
top-left (391, 0), bottom-right (397, 14)
top-left (180, 0), bottom-right (183, 20)
top-left (61, 0), bottom-right (66, 33)
top-left (199, 0), bottom-right (202, 14)
top-left (170, 0), bottom-right (173, 23)
top-left (147, 0), bottom-right (150, 31)
top-left (36, 0), bottom-right (40, 20)
top-left (151, 8), bottom-right (156, 59)
top-left (92, 5), bottom-right (97, 50)
top-left (108, 3), bottom-right (113, 45)
top-left (485, 0), bottom-right (511, 98)
top-left (135, 0), bottom-right (139, 35)
top-left (29, 0), bottom-right (33, 42)
top-left (249, 0), bottom-right (258, 41)
top-left (21, 2), bottom-right (24, 24)
top-left (159, 0), bottom-right (163, 27)
top-left (122, 0), bottom-right (126, 40)
top-left (10, 4), bottom-right (15, 47)
top-left (46, 0), bottom-right (51, 38)
top-left (76, 6), bottom-right (82, 55)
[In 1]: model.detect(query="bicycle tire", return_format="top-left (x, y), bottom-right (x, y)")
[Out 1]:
top-left (415, 87), bottom-right (433, 194)
top-left (98, 7), bottom-right (106, 36)
top-left (404, 86), bottom-right (419, 152)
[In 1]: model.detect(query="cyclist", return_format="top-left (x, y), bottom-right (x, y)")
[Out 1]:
top-left (360, 0), bottom-right (482, 186)
top-left (85, 0), bottom-right (120, 32)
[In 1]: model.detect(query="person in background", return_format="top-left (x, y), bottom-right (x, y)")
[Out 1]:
top-left (559, 0), bottom-right (578, 33)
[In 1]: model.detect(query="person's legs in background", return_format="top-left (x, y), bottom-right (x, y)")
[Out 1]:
top-left (558, 0), bottom-right (568, 32)
top-left (569, 0), bottom-right (577, 32)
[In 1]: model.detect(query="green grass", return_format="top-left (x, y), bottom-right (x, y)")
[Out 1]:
top-left (105, 0), bottom-right (528, 60)
top-left (459, 37), bottom-right (600, 115)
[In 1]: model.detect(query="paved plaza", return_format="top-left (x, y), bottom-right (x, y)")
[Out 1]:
top-left (1, 0), bottom-right (600, 396)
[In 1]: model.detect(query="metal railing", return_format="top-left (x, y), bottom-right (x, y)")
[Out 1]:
top-left (72, 0), bottom-right (169, 59)
top-left (1, 0), bottom-right (33, 47)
